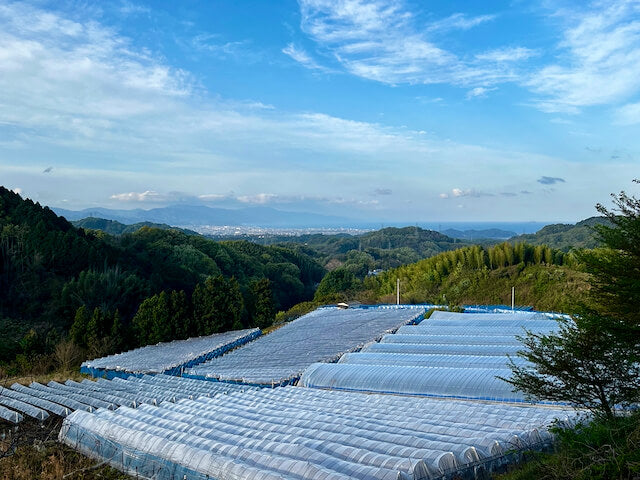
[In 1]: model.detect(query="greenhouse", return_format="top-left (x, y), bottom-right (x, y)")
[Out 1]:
top-left (0, 375), bottom-right (252, 424)
top-left (186, 306), bottom-right (425, 385)
top-left (338, 352), bottom-right (528, 369)
top-left (299, 364), bottom-right (522, 401)
top-left (298, 309), bottom-right (560, 400)
top-left (59, 385), bottom-right (575, 480)
top-left (363, 342), bottom-right (524, 356)
top-left (81, 327), bottom-right (260, 378)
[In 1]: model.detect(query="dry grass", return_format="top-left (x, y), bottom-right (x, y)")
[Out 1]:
top-left (0, 418), bottom-right (131, 480)
top-left (0, 370), bottom-right (88, 389)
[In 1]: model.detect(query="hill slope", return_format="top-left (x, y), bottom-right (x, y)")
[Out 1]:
top-left (72, 217), bottom-right (198, 235)
top-left (361, 243), bottom-right (588, 312)
top-left (213, 226), bottom-right (485, 274)
top-left (0, 187), bottom-right (324, 363)
top-left (509, 216), bottom-right (610, 251)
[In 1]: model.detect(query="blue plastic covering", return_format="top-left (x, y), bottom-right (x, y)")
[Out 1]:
top-left (81, 328), bottom-right (260, 378)
top-left (187, 306), bottom-right (425, 385)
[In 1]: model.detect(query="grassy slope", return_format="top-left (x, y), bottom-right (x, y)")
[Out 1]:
top-left (0, 418), bottom-right (132, 480)
top-left (369, 263), bottom-right (589, 312)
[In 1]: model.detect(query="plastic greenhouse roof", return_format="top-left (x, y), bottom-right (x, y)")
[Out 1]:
top-left (0, 375), bottom-right (255, 426)
top-left (60, 385), bottom-right (576, 480)
top-left (81, 328), bottom-right (260, 375)
top-left (299, 309), bottom-right (560, 401)
top-left (186, 306), bottom-right (425, 385)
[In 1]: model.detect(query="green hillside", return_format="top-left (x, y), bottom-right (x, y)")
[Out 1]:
top-left (71, 216), bottom-right (198, 236)
top-left (215, 226), bottom-right (484, 273)
top-left (359, 243), bottom-right (588, 312)
top-left (509, 216), bottom-right (610, 251)
top-left (0, 187), bottom-right (324, 368)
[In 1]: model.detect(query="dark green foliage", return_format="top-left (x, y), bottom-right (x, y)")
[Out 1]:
top-left (0, 186), bottom-right (324, 363)
top-left (314, 268), bottom-right (361, 302)
top-left (506, 182), bottom-right (640, 420)
top-left (577, 186), bottom-right (640, 339)
top-left (72, 216), bottom-right (198, 235)
top-left (192, 276), bottom-right (244, 335)
top-left (247, 278), bottom-right (276, 329)
top-left (361, 242), bottom-right (584, 310)
top-left (497, 412), bottom-right (640, 480)
top-left (510, 216), bottom-right (611, 252)
top-left (69, 305), bottom-right (89, 347)
top-left (131, 290), bottom-right (195, 345)
top-left (209, 226), bottom-right (479, 275)
top-left (504, 312), bottom-right (640, 420)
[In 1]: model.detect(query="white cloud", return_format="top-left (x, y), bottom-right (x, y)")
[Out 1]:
top-left (296, 0), bottom-right (529, 86)
top-left (466, 87), bottom-right (496, 99)
top-left (527, 0), bottom-right (640, 113)
top-left (427, 13), bottom-right (496, 32)
top-left (282, 43), bottom-right (330, 71)
top-left (12, 187), bottom-right (22, 194)
top-left (476, 47), bottom-right (538, 63)
top-left (440, 188), bottom-right (493, 198)
top-left (615, 101), bottom-right (640, 125)
top-left (110, 191), bottom-right (167, 202)
top-left (236, 193), bottom-right (279, 204)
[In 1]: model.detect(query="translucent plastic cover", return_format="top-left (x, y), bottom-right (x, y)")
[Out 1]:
top-left (187, 306), bottom-right (425, 385)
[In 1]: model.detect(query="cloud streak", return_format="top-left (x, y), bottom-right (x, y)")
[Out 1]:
top-left (537, 176), bottom-right (566, 185)
top-left (296, 0), bottom-right (531, 86)
top-left (527, 0), bottom-right (640, 113)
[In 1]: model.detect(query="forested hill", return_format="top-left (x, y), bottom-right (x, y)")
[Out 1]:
top-left (353, 243), bottom-right (589, 313)
top-left (509, 216), bottom-right (610, 251)
top-left (210, 226), bottom-right (481, 273)
top-left (0, 187), bottom-right (324, 365)
top-left (72, 216), bottom-right (198, 236)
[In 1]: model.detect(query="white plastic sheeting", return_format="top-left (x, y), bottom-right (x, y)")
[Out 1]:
top-left (0, 394), bottom-right (49, 420)
top-left (0, 404), bottom-right (22, 424)
top-left (427, 311), bottom-right (553, 325)
top-left (81, 328), bottom-right (260, 376)
top-left (0, 386), bottom-right (70, 417)
top-left (60, 386), bottom-right (575, 480)
top-left (380, 334), bottom-right (523, 346)
top-left (363, 342), bottom-right (523, 356)
top-left (186, 306), bottom-right (425, 385)
top-left (300, 310), bottom-right (561, 401)
top-left (0, 376), bottom-right (253, 424)
top-left (300, 364), bottom-right (521, 401)
top-left (338, 352), bottom-right (528, 369)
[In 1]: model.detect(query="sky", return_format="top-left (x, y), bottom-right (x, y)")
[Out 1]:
top-left (0, 0), bottom-right (639, 223)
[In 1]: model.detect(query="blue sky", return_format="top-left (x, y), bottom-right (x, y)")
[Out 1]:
top-left (0, 0), bottom-right (639, 223)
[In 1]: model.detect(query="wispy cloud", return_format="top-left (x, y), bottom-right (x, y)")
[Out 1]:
top-left (527, 0), bottom-right (640, 113)
top-left (427, 13), bottom-right (496, 32)
top-left (439, 188), bottom-right (493, 199)
top-left (476, 47), bottom-right (538, 63)
top-left (110, 191), bottom-right (167, 202)
top-left (466, 87), bottom-right (496, 99)
top-left (537, 176), bottom-right (566, 185)
top-left (282, 43), bottom-right (330, 71)
top-left (615, 101), bottom-right (640, 125)
top-left (296, 0), bottom-right (530, 86)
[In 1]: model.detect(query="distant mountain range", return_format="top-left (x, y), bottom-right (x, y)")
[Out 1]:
top-left (54, 205), bottom-right (352, 228)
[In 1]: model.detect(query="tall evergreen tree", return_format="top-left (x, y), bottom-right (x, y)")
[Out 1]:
top-left (248, 278), bottom-right (276, 329)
